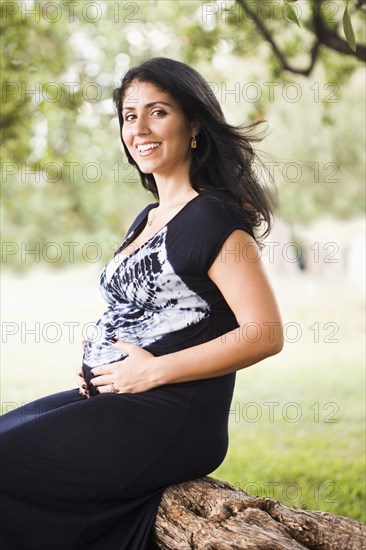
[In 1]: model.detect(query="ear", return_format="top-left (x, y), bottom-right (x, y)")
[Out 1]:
top-left (190, 119), bottom-right (201, 136)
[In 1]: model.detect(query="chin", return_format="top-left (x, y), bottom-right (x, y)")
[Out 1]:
top-left (138, 162), bottom-right (162, 174)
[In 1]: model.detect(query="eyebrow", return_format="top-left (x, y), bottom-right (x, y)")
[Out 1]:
top-left (122, 101), bottom-right (173, 111)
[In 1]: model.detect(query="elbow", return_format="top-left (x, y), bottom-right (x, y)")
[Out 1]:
top-left (259, 325), bottom-right (284, 359)
top-left (271, 335), bottom-right (284, 356)
top-left (238, 319), bottom-right (284, 364)
top-left (267, 317), bottom-right (284, 357)
top-left (245, 335), bottom-right (284, 366)
top-left (265, 331), bottom-right (284, 358)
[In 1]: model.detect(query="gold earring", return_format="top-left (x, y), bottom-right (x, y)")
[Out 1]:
top-left (191, 136), bottom-right (197, 149)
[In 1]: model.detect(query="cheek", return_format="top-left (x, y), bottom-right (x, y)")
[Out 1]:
top-left (121, 128), bottom-right (128, 145)
top-left (121, 126), bottom-right (133, 147)
top-left (122, 137), bottom-right (136, 161)
top-left (166, 127), bottom-right (189, 150)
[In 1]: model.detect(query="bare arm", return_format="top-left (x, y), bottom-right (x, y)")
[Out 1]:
top-left (153, 229), bottom-right (284, 385)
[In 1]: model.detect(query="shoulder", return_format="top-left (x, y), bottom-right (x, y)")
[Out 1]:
top-left (183, 192), bottom-right (254, 274)
top-left (191, 192), bottom-right (254, 238)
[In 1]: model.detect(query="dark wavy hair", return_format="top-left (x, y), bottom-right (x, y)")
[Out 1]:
top-left (113, 57), bottom-right (273, 239)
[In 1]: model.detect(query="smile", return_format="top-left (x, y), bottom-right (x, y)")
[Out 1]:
top-left (136, 142), bottom-right (161, 152)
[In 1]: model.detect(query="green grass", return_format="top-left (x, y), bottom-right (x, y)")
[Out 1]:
top-left (211, 274), bottom-right (366, 522)
top-left (212, 374), bottom-right (365, 521)
top-left (1, 266), bottom-right (365, 521)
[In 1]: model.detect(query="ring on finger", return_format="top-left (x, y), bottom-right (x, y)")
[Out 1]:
top-left (110, 383), bottom-right (117, 394)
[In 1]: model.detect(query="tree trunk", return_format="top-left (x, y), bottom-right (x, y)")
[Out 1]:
top-left (148, 476), bottom-right (365, 549)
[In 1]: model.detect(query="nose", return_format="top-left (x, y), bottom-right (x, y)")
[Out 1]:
top-left (132, 115), bottom-right (151, 137)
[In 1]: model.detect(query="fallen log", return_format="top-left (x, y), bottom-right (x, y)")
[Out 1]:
top-left (148, 476), bottom-right (366, 549)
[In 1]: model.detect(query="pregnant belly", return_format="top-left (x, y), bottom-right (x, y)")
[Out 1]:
top-left (83, 298), bottom-right (210, 369)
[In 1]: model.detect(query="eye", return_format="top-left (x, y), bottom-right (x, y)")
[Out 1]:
top-left (151, 109), bottom-right (166, 117)
top-left (124, 113), bottom-right (136, 122)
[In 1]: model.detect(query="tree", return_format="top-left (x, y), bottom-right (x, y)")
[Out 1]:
top-left (238, 0), bottom-right (365, 75)
top-left (0, 0), bottom-right (83, 164)
top-left (149, 477), bottom-right (366, 549)
top-left (184, 0), bottom-right (366, 79)
top-left (1, 0), bottom-right (365, 266)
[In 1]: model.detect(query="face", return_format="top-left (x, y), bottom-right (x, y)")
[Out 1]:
top-left (121, 80), bottom-right (197, 178)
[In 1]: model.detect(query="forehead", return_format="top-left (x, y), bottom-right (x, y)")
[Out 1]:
top-left (122, 80), bottom-right (175, 107)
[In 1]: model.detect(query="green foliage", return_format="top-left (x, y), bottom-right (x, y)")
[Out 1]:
top-left (267, 81), bottom-right (365, 224)
top-left (0, 0), bottom-right (84, 164)
top-left (283, 1), bottom-right (301, 28)
top-left (1, 0), bottom-right (365, 268)
top-left (343, 2), bottom-right (357, 51)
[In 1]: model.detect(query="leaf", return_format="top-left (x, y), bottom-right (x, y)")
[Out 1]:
top-left (343, 4), bottom-right (357, 52)
top-left (284, 2), bottom-right (301, 28)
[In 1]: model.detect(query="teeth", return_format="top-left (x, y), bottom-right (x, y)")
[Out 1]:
top-left (137, 143), bottom-right (160, 152)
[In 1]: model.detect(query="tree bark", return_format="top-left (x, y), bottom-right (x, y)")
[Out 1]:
top-left (148, 476), bottom-right (366, 550)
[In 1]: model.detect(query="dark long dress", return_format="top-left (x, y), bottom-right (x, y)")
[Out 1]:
top-left (0, 192), bottom-right (253, 549)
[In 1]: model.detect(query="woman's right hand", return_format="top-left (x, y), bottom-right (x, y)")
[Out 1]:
top-left (77, 340), bottom-right (89, 398)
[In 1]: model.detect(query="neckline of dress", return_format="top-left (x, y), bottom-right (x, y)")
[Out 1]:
top-left (116, 193), bottom-right (202, 262)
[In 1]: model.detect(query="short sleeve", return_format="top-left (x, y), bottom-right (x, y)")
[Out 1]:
top-left (187, 195), bottom-right (254, 275)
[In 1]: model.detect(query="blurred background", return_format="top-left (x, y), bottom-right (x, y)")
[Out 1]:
top-left (1, 0), bottom-right (365, 521)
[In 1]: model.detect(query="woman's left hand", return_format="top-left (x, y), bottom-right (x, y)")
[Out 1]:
top-left (89, 340), bottom-right (158, 394)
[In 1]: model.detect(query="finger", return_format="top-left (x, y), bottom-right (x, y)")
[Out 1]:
top-left (96, 383), bottom-right (118, 395)
top-left (79, 387), bottom-right (89, 397)
top-left (76, 368), bottom-right (85, 381)
top-left (90, 365), bottom-right (114, 377)
top-left (77, 366), bottom-right (86, 378)
top-left (77, 378), bottom-right (87, 390)
top-left (90, 375), bottom-right (112, 389)
top-left (77, 370), bottom-right (86, 386)
top-left (110, 339), bottom-right (137, 354)
top-left (95, 385), bottom-right (108, 394)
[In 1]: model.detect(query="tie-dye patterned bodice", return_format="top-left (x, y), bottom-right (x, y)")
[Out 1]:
top-left (82, 193), bottom-right (253, 369)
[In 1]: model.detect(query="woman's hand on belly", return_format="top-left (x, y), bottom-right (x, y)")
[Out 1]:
top-left (89, 340), bottom-right (159, 394)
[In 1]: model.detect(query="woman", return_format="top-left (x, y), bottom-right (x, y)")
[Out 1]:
top-left (0, 57), bottom-right (283, 549)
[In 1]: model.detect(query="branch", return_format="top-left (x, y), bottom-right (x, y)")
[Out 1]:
top-left (313, 2), bottom-right (366, 63)
top-left (149, 477), bottom-right (366, 549)
top-left (237, 0), bottom-right (320, 76)
top-left (236, 0), bottom-right (365, 78)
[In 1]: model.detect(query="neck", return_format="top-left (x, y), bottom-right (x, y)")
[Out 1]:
top-left (153, 165), bottom-right (196, 207)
